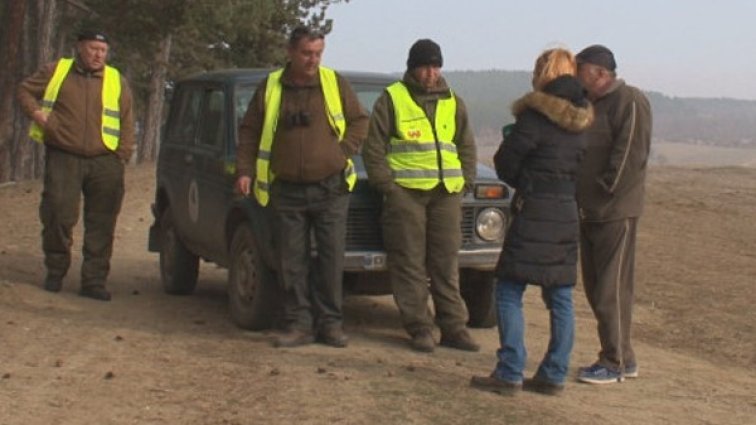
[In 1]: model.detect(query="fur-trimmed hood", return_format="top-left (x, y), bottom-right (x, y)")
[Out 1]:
top-left (512, 76), bottom-right (594, 133)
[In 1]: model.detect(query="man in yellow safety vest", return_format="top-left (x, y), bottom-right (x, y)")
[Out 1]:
top-left (363, 39), bottom-right (479, 353)
top-left (17, 29), bottom-right (135, 301)
top-left (236, 26), bottom-right (369, 348)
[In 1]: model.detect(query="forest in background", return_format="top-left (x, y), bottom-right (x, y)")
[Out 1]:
top-left (2, 1), bottom-right (754, 184)
top-left (444, 69), bottom-right (756, 151)
top-left (0, 0), bottom-right (347, 183)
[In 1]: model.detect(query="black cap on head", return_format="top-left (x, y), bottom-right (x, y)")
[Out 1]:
top-left (407, 39), bottom-right (443, 69)
top-left (576, 44), bottom-right (616, 71)
top-left (77, 30), bottom-right (109, 44)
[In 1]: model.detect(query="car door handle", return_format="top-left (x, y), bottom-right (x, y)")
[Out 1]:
top-left (184, 153), bottom-right (194, 165)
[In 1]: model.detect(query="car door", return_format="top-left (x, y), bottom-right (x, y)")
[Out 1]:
top-left (191, 84), bottom-right (234, 259)
top-left (161, 83), bottom-right (204, 247)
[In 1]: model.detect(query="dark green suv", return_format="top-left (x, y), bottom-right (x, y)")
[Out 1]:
top-left (148, 69), bottom-right (510, 330)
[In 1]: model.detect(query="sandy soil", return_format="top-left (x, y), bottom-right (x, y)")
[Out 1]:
top-left (1, 163), bottom-right (754, 425)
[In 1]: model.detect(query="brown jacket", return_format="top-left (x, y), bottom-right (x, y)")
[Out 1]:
top-left (236, 66), bottom-right (369, 183)
top-left (17, 57), bottom-right (136, 161)
top-left (362, 72), bottom-right (477, 194)
top-left (576, 80), bottom-right (652, 221)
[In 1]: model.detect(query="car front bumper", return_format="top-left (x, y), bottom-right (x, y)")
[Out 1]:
top-left (343, 247), bottom-right (501, 272)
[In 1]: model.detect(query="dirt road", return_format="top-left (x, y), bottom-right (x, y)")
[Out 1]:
top-left (1, 164), bottom-right (754, 424)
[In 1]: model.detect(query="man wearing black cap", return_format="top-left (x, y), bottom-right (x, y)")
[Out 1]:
top-left (17, 30), bottom-right (135, 301)
top-left (363, 39), bottom-right (479, 353)
top-left (574, 45), bottom-right (652, 383)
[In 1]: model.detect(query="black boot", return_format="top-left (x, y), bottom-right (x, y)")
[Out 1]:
top-left (43, 276), bottom-right (63, 293)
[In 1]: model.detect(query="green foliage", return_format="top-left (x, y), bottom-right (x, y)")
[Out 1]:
top-left (76, 0), bottom-right (347, 107)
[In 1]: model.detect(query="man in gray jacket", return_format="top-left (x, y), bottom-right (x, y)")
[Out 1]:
top-left (574, 45), bottom-right (652, 384)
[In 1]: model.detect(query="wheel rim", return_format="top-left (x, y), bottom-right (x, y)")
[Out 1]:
top-left (233, 243), bottom-right (257, 302)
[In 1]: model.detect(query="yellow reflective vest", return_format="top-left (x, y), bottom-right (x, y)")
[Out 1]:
top-left (254, 67), bottom-right (356, 206)
top-left (29, 58), bottom-right (122, 151)
top-left (385, 82), bottom-right (465, 193)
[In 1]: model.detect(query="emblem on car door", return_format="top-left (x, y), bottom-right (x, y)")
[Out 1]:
top-left (188, 179), bottom-right (199, 223)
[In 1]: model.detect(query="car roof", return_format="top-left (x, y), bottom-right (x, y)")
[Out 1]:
top-left (177, 68), bottom-right (398, 86)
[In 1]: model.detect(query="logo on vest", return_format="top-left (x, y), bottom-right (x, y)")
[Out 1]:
top-left (407, 129), bottom-right (422, 139)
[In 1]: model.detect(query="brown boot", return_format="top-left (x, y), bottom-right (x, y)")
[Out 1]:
top-left (318, 326), bottom-right (349, 348)
top-left (410, 329), bottom-right (435, 353)
top-left (79, 286), bottom-right (111, 301)
top-left (273, 329), bottom-right (314, 348)
top-left (523, 376), bottom-right (564, 396)
top-left (470, 375), bottom-right (522, 396)
top-left (440, 329), bottom-right (480, 352)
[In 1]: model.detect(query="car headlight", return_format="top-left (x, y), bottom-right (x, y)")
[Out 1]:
top-left (476, 207), bottom-right (506, 242)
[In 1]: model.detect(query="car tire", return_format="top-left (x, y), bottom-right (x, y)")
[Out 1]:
top-left (460, 269), bottom-right (497, 328)
top-left (227, 222), bottom-right (280, 330)
top-left (159, 207), bottom-right (199, 295)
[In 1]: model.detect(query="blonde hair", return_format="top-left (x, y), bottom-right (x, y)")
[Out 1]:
top-left (532, 48), bottom-right (577, 90)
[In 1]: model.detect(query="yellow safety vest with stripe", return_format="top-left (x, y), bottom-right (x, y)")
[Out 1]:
top-left (385, 82), bottom-right (465, 193)
top-left (254, 67), bottom-right (356, 206)
top-left (29, 58), bottom-right (122, 151)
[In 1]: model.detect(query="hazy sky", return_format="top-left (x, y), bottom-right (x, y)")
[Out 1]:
top-left (324, 0), bottom-right (756, 100)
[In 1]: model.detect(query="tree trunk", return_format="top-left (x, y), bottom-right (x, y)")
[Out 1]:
top-left (138, 34), bottom-right (172, 163)
top-left (0, 0), bottom-right (28, 182)
top-left (13, 0), bottom-right (57, 181)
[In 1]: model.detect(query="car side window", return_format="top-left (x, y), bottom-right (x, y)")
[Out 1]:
top-left (234, 83), bottom-right (256, 134)
top-left (168, 86), bottom-right (203, 145)
top-left (198, 88), bottom-right (226, 148)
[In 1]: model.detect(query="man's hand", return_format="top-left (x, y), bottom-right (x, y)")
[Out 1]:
top-left (236, 176), bottom-right (252, 196)
top-left (32, 110), bottom-right (48, 126)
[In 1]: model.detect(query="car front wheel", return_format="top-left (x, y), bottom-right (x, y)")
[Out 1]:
top-left (227, 222), bottom-right (280, 330)
top-left (460, 269), bottom-right (497, 328)
top-left (159, 207), bottom-right (199, 295)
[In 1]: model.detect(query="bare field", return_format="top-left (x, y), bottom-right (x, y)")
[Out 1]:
top-left (1, 163), bottom-right (754, 424)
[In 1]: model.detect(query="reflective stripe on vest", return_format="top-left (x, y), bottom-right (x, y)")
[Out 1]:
top-left (385, 82), bottom-right (465, 192)
top-left (29, 58), bottom-right (122, 151)
top-left (254, 67), bottom-right (356, 206)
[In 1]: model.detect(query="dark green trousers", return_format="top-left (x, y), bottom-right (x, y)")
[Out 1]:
top-left (381, 185), bottom-right (469, 336)
top-left (271, 173), bottom-right (349, 332)
top-left (40, 147), bottom-right (125, 288)
top-left (580, 218), bottom-right (638, 369)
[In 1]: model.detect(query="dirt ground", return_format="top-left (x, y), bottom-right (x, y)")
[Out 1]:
top-left (1, 163), bottom-right (754, 425)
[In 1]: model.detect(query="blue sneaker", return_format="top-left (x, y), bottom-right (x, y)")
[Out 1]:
top-left (577, 364), bottom-right (624, 384)
top-left (624, 363), bottom-right (639, 378)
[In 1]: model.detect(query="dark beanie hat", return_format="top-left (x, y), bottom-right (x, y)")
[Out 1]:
top-left (576, 45), bottom-right (616, 71)
top-left (77, 30), bottom-right (109, 44)
top-left (407, 39), bottom-right (443, 69)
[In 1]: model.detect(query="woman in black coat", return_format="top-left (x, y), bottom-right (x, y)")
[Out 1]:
top-left (471, 48), bottom-right (594, 396)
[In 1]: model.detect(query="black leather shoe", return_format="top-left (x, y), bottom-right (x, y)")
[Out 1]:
top-left (318, 326), bottom-right (349, 348)
top-left (470, 375), bottom-right (522, 396)
top-left (43, 276), bottom-right (63, 293)
top-left (273, 329), bottom-right (315, 348)
top-left (440, 329), bottom-right (480, 352)
top-left (523, 376), bottom-right (565, 396)
top-left (79, 286), bottom-right (112, 301)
